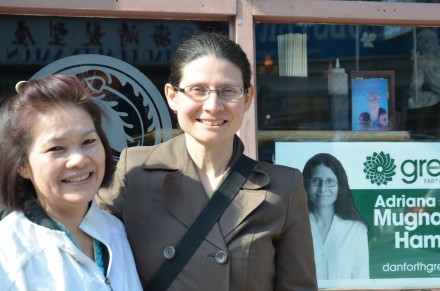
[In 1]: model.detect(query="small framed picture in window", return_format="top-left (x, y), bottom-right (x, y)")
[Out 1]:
top-left (351, 71), bottom-right (395, 131)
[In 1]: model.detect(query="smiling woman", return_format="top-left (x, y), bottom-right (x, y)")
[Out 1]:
top-left (302, 153), bottom-right (369, 281)
top-left (18, 106), bottom-right (106, 217)
top-left (97, 32), bottom-right (318, 291)
top-left (0, 74), bottom-right (142, 290)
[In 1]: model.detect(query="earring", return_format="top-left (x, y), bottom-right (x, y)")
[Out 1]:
top-left (15, 81), bottom-right (27, 94)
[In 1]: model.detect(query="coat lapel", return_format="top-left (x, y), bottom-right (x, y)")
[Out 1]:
top-left (142, 134), bottom-right (270, 249)
top-left (144, 135), bottom-right (208, 228)
top-left (162, 168), bottom-right (229, 249)
top-left (162, 169), bottom-right (208, 228)
top-left (219, 169), bottom-right (268, 237)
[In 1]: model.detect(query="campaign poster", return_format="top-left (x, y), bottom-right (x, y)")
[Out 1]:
top-left (276, 142), bottom-right (440, 289)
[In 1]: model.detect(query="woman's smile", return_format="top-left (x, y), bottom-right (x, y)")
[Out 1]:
top-left (62, 172), bottom-right (92, 183)
top-left (198, 119), bottom-right (226, 126)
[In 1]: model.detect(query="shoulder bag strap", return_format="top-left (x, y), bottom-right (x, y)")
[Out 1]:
top-left (145, 154), bottom-right (257, 291)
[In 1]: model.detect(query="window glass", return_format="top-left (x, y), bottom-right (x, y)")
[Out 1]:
top-left (255, 23), bottom-right (440, 162)
top-left (259, 23), bottom-right (440, 290)
top-left (0, 15), bottom-right (228, 158)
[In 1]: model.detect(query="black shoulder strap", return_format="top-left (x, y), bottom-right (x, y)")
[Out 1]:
top-left (145, 154), bottom-right (257, 291)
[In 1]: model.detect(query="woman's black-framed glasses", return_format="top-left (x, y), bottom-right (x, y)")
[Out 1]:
top-left (175, 85), bottom-right (248, 101)
top-left (309, 178), bottom-right (338, 187)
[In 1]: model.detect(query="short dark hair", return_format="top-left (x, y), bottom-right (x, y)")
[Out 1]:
top-left (0, 74), bottom-right (114, 211)
top-left (302, 153), bottom-right (366, 225)
top-left (168, 32), bottom-right (252, 89)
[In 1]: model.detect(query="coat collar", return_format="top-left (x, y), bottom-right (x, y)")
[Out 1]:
top-left (22, 198), bottom-right (110, 273)
top-left (142, 134), bottom-right (269, 189)
top-left (142, 134), bottom-right (270, 248)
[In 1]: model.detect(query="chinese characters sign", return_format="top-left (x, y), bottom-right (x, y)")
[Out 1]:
top-left (0, 16), bottom-right (201, 65)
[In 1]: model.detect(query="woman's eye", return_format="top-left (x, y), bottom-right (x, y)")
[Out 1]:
top-left (189, 87), bottom-right (209, 96)
top-left (83, 139), bottom-right (96, 145)
top-left (47, 146), bottom-right (64, 152)
top-left (222, 87), bottom-right (236, 94)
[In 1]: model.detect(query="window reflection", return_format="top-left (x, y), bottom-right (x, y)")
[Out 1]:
top-left (255, 23), bottom-right (440, 162)
top-left (0, 15), bottom-right (228, 157)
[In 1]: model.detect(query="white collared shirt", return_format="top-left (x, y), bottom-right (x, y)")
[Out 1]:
top-left (310, 213), bottom-right (370, 280)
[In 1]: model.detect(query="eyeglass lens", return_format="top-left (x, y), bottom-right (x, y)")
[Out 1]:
top-left (181, 86), bottom-right (245, 100)
top-left (309, 178), bottom-right (338, 187)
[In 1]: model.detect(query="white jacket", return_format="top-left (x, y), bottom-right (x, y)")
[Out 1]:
top-left (0, 200), bottom-right (142, 291)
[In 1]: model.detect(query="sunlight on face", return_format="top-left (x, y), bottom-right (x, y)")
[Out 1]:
top-left (170, 55), bottom-right (253, 147)
top-left (20, 107), bottom-right (106, 215)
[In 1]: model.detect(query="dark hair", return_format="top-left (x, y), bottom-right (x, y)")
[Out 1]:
top-left (0, 74), bottom-right (114, 211)
top-left (169, 32), bottom-right (252, 89)
top-left (302, 153), bottom-right (366, 225)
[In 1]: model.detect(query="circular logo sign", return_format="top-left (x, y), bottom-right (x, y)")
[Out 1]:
top-left (31, 54), bottom-right (173, 158)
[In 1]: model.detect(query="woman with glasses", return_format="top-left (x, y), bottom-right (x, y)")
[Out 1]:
top-left (98, 32), bottom-right (317, 290)
top-left (302, 153), bottom-right (369, 280)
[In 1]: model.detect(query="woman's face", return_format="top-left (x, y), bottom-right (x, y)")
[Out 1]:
top-left (165, 55), bottom-right (254, 147)
top-left (19, 106), bottom-right (106, 214)
top-left (307, 164), bottom-right (339, 208)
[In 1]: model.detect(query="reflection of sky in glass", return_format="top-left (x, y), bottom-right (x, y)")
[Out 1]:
top-left (31, 54), bottom-right (173, 157)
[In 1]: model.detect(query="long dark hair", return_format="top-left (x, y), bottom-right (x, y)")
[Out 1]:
top-left (302, 153), bottom-right (366, 225)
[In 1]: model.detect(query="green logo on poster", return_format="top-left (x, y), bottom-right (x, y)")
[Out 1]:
top-left (363, 151), bottom-right (396, 186)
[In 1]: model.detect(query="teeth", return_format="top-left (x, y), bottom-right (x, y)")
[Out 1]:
top-left (200, 120), bottom-right (224, 126)
top-left (64, 174), bottom-right (90, 183)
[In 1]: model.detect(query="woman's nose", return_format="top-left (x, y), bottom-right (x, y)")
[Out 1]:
top-left (66, 149), bottom-right (89, 168)
top-left (317, 183), bottom-right (330, 191)
top-left (203, 92), bottom-right (223, 111)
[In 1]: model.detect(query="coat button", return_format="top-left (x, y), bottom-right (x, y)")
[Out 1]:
top-left (163, 246), bottom-right (176, 259)
top-left (215, 250), bottom-right (228, 264)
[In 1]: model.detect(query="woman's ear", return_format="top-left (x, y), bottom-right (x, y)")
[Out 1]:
top-left (164, 83), bottom-right (178, 112)
top-left (244, 85), bottom-right (255, 112)
top-left (18, 163), bottom-right (31, 179)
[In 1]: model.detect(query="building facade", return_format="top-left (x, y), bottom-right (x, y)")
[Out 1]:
top-left (1, 0), bottom-right (440, 290)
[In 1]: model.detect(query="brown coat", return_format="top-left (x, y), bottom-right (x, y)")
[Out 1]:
top-left (97, 134), bottom-right (317, 291)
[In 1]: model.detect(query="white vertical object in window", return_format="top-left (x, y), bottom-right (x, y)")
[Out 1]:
top-left (277, 33), bottom-right (307, 77)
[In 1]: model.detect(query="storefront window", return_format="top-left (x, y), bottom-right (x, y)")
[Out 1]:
top-left (255, 23), bottom-right (440, 162)
top-left (256, 22), bottom-right (440, 290)
top-left (0, 15), bottom-right (227, 157)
